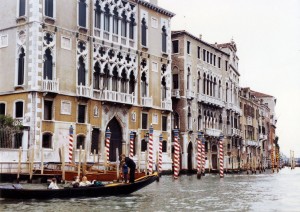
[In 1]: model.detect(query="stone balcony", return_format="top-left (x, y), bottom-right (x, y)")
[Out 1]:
top-left (197, 93), bottom-right (225, 108)
top-left (141, 96), bottom-right (153, 108)
top-left (161, 99), bottom-right (172, 111)
top-left (76, 84), bottom-right (91, 98)
top-left (92, 90), bottom-right (135, 105)
top-left (171, 89), bottom-right (180, 99)
top-left (42, 78), bottom-right (59, 93)
top-left (205, 128), bottom-right (222, 137)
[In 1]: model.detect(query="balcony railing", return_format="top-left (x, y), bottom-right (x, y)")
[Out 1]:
top-left (92, 90), bottom-right (135, 105)
top-left (171, 89), bottom-right (180, 98)
top-left (161, 99), bottom-right (172, 111)
top-left (186, 90), bottom-right (195, 99)
top-left (245, 140), bottom-right (260, 147)
top-left (76, 84), bottom-right (91, 98)
top-left (197, 93), bottom-right (225, 108)
top-left (205, 128), bottom-right (222, 137)
top-left (42, 78), bottom-right (59, 93)
top-left (141, 96), bottom-right (153, 108)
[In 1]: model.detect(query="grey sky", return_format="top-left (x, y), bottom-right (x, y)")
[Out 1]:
top-left (158, 0), bottom-right (300, 157)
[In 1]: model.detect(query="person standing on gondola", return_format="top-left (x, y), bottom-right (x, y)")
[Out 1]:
top-left (120, 154), bottom-right (136, 183)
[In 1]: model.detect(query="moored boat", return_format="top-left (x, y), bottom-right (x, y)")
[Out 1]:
top-left (0, 173), bottom-right (158, 199)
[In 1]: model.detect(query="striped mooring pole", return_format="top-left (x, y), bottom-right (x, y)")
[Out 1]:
top-left (219, 133), bottom-right (224, 178)
top-left (173, 127), bottom-right (180, 179)
top-left (129, 131), bottom-right (134, 158)
top-left (105, 127), bottom-right (111, 163)
top-left (147, 125), bottom-right (154, 174)
top-left (197, 131), bottom-right (203, 179)
top-left (158, 134), bottom-right (163, 175)
top-left (202, 140), bottom-right (205, 176)
top-left (68, 125), bottom-right (74, 163)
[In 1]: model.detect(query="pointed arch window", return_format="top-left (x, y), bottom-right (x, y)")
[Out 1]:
top-left (121, 68), bottom-right (127, 93)
top-left (187, 67), bottom-right (191, 90)
top-left (93, 62), bottom-right (100, 89)
top-left (78, 56), bottom-right (86, 86)
top-left (112, 66), bottom-right (118, 92)
top-left (162, 25), bottom-right (167, 53)
top-left (129, 71), bottom-right (135, 94)
top-left (18, 47), bottom-right (25, 85)
top-left (121, 11), bottom-right (127, 37)
top-left (129, 14), bottom-right (135, 39)
top-left (141, 72), bottom-right (147, 97)
top-left (102, 64), bottom-right (110, 90)
top-left (104, 4), bottom-right (110, 32)
top-left (188, 107), bottom-right (192, 130)
top-left (197, 72), bottom-right (201, 93)
top-left (112, 8), bottom-right (118, 35)
top-left (94, 0), bottom-right (101, 29)
top-left (141, 17), bottom-right (147, 46)
top-left (78, 0), bottom-right (86, 28)
top-left (161, 76), bottom-right (167, 100)
top-left (218, 80), bottom-right (221, 99)
top-left (43, 48), bottom-right (53, 80)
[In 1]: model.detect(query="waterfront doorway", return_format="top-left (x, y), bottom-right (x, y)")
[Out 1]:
top-left (212, 145), bottom-right (218, 169)
top-left (187, 142), bottom-right (193, 172)
top-left (107, 117), bottom-right (122, 161)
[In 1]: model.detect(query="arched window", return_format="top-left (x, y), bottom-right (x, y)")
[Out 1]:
top-left (78, 56), bottom-right (86, 85)
top-left (76, 135), bottom-right (85, 149)
top-left (197, 72), bottom-right (200, 93)
top-left (187, 67), bottom-right (190, 90)
top-left (162, 25), bottom-right (167, 53)
top-left (94, 0), bottom-right (101, 29)
top-left (203, 73), bottom-right (206, 95)
top-left (112, 7), bottom-right (118, 35)
top-left (161, 76), bottom-right (167, 100)
top-left (93, 62), bottom-right (100, 89)
top-left (43, 48), bottom-right (53, 80)
top-left (18, 47), bottom-right (25, 85)
top-left (162, 140), bottom-right (167, 152)
top-left (129, 14), bottom-right (135, 39)
top-left (188, 107), bottom-right (192, 130)
top-left (42, 133), bottom-right (52, 149)
top-left (78, 0), bottom-right (86, 28)
top-left (226, 83), bottom-right (229, 102)
top-left (120, 68), bottom-right (127, 93)
top-left (141, 139), bottom-right (147, 152)
top-left (129, 70), bottom-right (135, 94)
top-left (141, 17), bottom-right (147, 46)
top-left (206, 75), bottom-right (210, 95)
top-left (218, 80), bottom-right (221, 99)
top-left (102, 64), bottom-right (109, 89)
top-left (112, 66), bottom-right (118, 91)
top-left (104, 4), bottom-right (110, 32)
top-left (141, 72), bottom-right (147, 97)
top-left (121, 11), bottom-right (127, 37)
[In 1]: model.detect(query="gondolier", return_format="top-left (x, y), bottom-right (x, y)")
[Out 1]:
top-left (120, 154), bottom-right (136, 183)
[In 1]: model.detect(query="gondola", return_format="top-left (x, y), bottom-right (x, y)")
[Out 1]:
top-left (0, 173), bottom-right (158, 199)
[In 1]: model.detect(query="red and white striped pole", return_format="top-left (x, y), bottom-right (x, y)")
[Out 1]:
top-left (197, 131), bottom-right (203, 179)
top-left (147, 125), bottom-right (154, 174)
top-left (201, 140), bottom-right (205, 176)
top-left (173, 128), bottom-right (180, 179)
top-left (68, 125), bottom-right (74, 163)
top-left (219, 133), bottom-right (224, 178)
top-left (105, 128), bottom-right (111, 163)
top-left (158, 134), bottom-right (163, 175)
top-left (129, 131), bottom-right (134, 158)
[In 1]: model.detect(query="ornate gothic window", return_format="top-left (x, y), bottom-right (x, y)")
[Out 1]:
top-left (94, 0), bottom-right (101, 29)
top-left (104, 4), bottom-right (110, 32)
top-left (129, 14), bottom-right (135, 39)
top-left (129, 70), bottom-right (135, 94)
top-left (43, 48), bottom-right (53, 80)
top-left (112, 8), bottom-right (118, 35)
top-left (78, 56), bottom-right (86, 85)
top-left (93, 62), bottom-right (100, 89)
top-left (102, 64), bottom-right (109, 90)
top-left (121, 68), bottom-right (127, 93)
top-left (18, 47), bottom-right (25, 85)
top-left (121, 11), bottom-right (127, 37)
top-left (141, 72), bottom-right (147, 97)
top-left (112, 66), bottom-right (118, 91)
top-left (141, 18), bottom-right (147, 46)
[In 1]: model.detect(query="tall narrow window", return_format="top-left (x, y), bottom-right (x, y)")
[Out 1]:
top-left (14, 132), bottom-right (23, 149)
top-left (19, 0), bottom-right (26, 17)
top-left (225, 61), bottom-right (228, 71)
top-left (76, 135), bottom-right (85, 149)
top-left (78, 0), bottom-right (86, 28)
top-left (162, 26), bottom-right (167, 53)
top-left (121, 11), bottom-right (127, 37)
top-left (102, 64), bottom-right (109, 89)
top-left (91, 128), bottom-right (99, 154)
top-left (161, 77), bottom-right (167, 100)
top-left (43, 48), bottom-right (53, 80)
top-left (141, 139), bottom-right (147, 152)
top-left (93, 62), bottom-right (100, 89)
top-left (188, 108), bottom-right (192, 130)
top-left (78, 105), bottom-right (86, 123)
top-left (173, 74), bottom-right (179, 89)
top-left (121, 69), bottom-right (127, 93)
top-left (104, 4), bottom-right (110, 32)
top-left (129, 14), bottom-right (135, 39)
top-left (187, 41), bottom-right (190, 54)
top-left (45, 0), bottom-right (53, 18)
top-left (44, 100), bottom-right (53, 120)
top-left (197, 73), bottom-right (200, 93)
top-left (78, 56), bottom-right (86, 85)
top-left (197, 46), bottom-right (200, 59)
top-left (129, 71), bottom-right (135, 94)
top-left (172, 40), bottom-right (179, 53)
top-left (141, 18), bottom-right (147, 46)
top-left (141, 72), bottom-right (147, 97)
top-left (142, 113), bottom-right (148, 129)
top-left (94, 1), bottom-right (101, 29)
top-left (0, 103), bottom-right (5, 115)
top-left (112, 8), bottom-right (118, 35)
top-left (162, 140), bottom-right (167, 152)
top-left (112, 66), bottom-right (118, 92)
top-left (162, 116), bottom-right (167, 131)
top-left (18, 47), bottom-right (25, 85)
top-left (213, 55), bottom-right (216, 66)
top-left (42, 133), bottom-right (52, 148)
top-left (173, 112), bottom-right (179, 129)
top-left (15, 101), bottom-right (23, 118)
top-left (218, 57), bottom-right (221, 68)
top-left (203, 49), bottom-right (206, 61)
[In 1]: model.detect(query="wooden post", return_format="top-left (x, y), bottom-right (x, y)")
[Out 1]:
top-left (145, 150), bottom-right (148, 175)
top-left (83, 149), bottom-right (87, 176)
top-left (78, 145), bottom-right (82, 178)
top-left (17, 147), bottom-right (22, 182)
top-left (93, 149), bottom-right (96, 163)
top-left (41, 148), bottom-right (44, 175)
top-left (116, 148), bottom-right (120, 181)
top-left (62, 146), bottom-right (65, 182)
top-left (138, 144), bottom-right (141, 173)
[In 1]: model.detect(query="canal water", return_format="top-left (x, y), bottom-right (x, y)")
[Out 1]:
top-left (1, 167), bottom-right (300, 212)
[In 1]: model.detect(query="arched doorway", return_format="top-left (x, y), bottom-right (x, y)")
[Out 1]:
top-left (187, 142), bottom-right (193, 172)
top-left (107, 117), bottom-right (122, 161)
top-left (211, 144), bottom-right (218, 169)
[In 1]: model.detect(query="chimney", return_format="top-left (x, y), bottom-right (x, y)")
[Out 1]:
top-left (199, 34), bottom-right (202, 40)
top-left (150, 0), bottom-right (158, 5)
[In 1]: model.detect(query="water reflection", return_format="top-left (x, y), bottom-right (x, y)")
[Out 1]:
top-left (1, 167), bottom-right (299, 211)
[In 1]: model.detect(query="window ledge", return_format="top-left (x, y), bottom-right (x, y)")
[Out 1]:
top-left (141, 46), bottom-right (148, 51)
top-left (78, 26), bottom-right (88, 34)
top-left (16, 16), bottom-right (27, 24)
top-left (14, 85), bottom-right (25, 91)
top-left (161, 52), bottom-right (168, 57)
top-left (44, 16), bottom-right (55, 24)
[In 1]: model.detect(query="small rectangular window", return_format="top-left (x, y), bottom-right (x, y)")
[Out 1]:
top-left (218, 57), bottom-right (221, 68)
top-left (78, 0), bottom-right (86, 28)
top-left (172, 40), bottom-right (179, 54)
top-left (162, 116), bottom-right (167, 131)
top-left (142, 113), bottom-right (148, 129)
top-left (45, 0), bottom-right (53, 18)
top-left (0, 103), bottom-right (5, 115)
top-left (203, 49), bottom-right (206, 61)
top-left (210, 53), bottom-right (213, 64)
top-left (15, 102), bottom-right (23, 118)
top-left (213, 55), bottom-right (216, 66)
top-left (207, 51), bottom-right (209, 63)
top-left (225, 61), bottom-right (228, 71)
top-left (44, 100), bottom-right (53, 120)
top-left (173, 74), bottom-right (179, 89)
top-left (197, 46), bottom-right (200, 59)
top-left (187, 41), bottom-right (191, 54)
top-left (78, 105), bottom-right (86, 123)
top-left (19, 0), bottom-right (26, 17)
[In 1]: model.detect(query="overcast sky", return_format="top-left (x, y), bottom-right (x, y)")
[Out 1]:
top-left (158, 0), bottom-right (300, 157)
